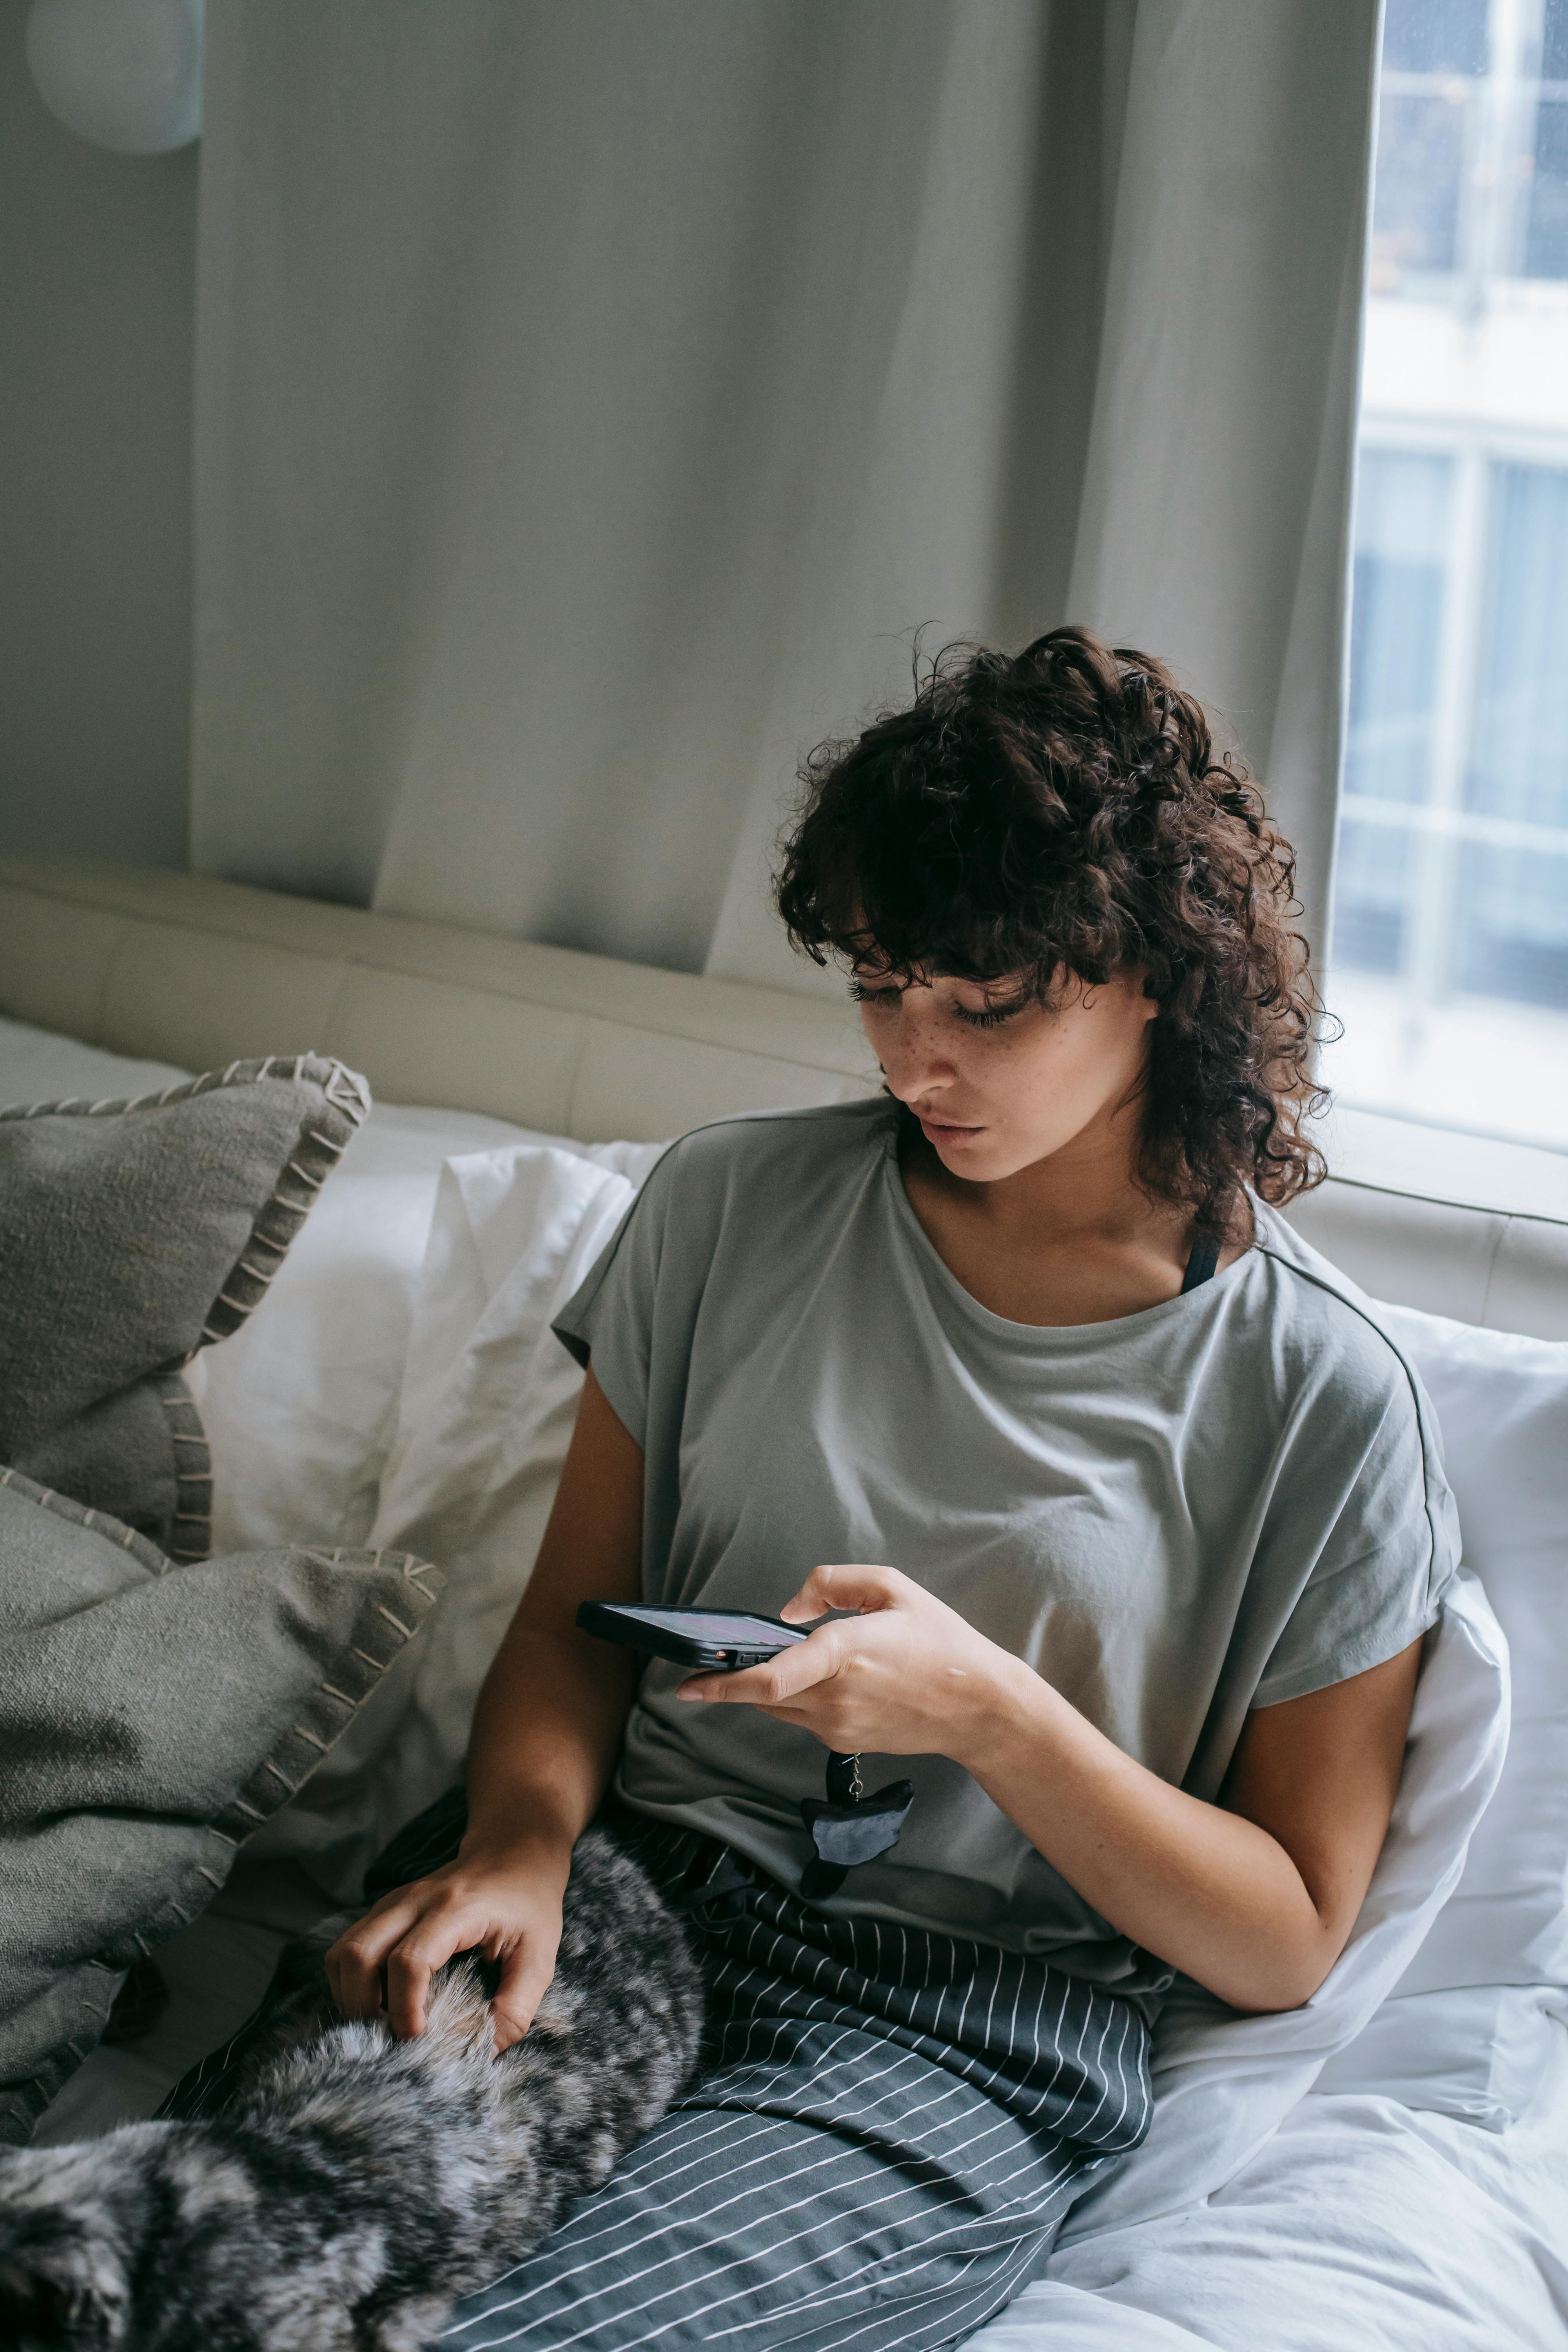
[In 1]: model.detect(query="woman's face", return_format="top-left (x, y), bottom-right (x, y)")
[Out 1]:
top-left (853, 962), bottom-right (1158, 1185)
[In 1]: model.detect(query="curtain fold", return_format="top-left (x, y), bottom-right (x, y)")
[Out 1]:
top-left (192, 0), bottom-right (1378, 992)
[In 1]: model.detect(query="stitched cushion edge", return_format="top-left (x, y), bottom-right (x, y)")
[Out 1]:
top-left (0, 1474), bottom-right (443, 2141)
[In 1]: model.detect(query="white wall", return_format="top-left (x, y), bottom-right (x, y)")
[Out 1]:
top-left (0, 0), bottom-right (196, 869)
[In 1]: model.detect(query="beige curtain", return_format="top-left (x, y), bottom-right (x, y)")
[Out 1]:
top-left (191, 0), bottom-right (1379, 994)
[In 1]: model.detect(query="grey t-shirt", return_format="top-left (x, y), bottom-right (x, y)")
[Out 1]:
top-left (554, 1099), bottom-right (1457, 2001)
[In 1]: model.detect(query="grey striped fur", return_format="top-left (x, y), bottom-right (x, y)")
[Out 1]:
top-left (0, 1827), bottom-right (705, 2350)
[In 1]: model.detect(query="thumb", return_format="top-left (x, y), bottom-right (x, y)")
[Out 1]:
top-left (780, 1562), bottom-right (904, 1622)
top-left (490, 1944), bottom-right (554, 2056)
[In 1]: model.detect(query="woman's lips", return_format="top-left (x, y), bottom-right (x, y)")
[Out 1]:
top-left (918, 1115), bottom-right (983, 1143)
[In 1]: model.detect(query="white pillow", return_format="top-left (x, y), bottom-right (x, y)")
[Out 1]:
top-left (1375, 1307), bottom-right (1568, 1997)
top-left (986, 2027), bottom-right (1568, 2352)
top-left (194, 1102), bottom-right (544, 1552)
top-left (1053, 1569), bottom-right (1508, 2247)
top-left (193, 1109), bottom-right (661, 1557)
top-left (1313, 1983), bottom-right (1565, 2132)
top-left (1301, 1304), bottom-right (1568, 2131)
top-left (0, 1013), bottom-right (190, 1107)
top-left (245, 1143), bottom-right (637, 1899)
top-left (1111, 1296), bottom-right (1566, 2156)
top-left (1074, 1294), bottom-right (1567, 2194)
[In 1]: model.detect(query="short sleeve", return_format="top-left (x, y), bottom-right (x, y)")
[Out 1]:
top-left (550, 1144), bottom-right (679, 1448)
top-left (1251, 1359), bottom-right (1460, 1709)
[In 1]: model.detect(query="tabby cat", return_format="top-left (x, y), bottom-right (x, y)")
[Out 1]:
top-left (0, 1826), bottom-right (706, 2350)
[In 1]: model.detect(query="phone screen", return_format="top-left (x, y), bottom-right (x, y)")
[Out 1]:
top-left (608, 1606), bottom-right (806, 1649)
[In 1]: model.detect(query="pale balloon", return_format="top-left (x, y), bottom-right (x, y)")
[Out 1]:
top-left (26, 0), bottom-right (203, 156)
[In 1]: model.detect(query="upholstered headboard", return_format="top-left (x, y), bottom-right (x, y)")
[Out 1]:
top-left (0, 852), bottom-right (877, 1141)
top-left (2, 851), bottom-right (1564, 1341)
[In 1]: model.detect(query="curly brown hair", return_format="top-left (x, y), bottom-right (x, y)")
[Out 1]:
top-left (775, 626), bottom-right (1328, 1227)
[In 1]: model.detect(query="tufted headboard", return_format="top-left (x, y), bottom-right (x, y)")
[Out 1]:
top-left (2, 851), bottom-right (1564, 1341)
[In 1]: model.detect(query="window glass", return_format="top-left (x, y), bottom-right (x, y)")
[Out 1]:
top-left (1383, 0), bottom-right (1488, 76)
top-left (1543, 0), bottom-right (1568, 78)
top-left (1330, 819), bottom-right (1417, 977)
top-left (1526, 94), bottom-right (1568, 278)
top-left (1324, 0), bottom-right (1568, 1153)
top-left (1346, 451), bottom-right (1451, 806)
top-left (1454, 844), bottom-right (1568, 1008)
top-left (1372, 95), bottom-right (1470, 277)
top-left (1370, 0), bottom-right (1486, 293)
top-left (1466, 462), bottom-right (1568, 828)
top-left (1527, 1), bottom-right (1568, 278)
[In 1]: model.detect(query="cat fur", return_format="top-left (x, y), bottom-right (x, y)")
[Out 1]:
top-left (0, 1825), bottom-right (706, 2351)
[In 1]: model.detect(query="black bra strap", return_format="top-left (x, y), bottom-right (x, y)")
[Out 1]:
top-left (1180, 1232), bottom-right (1221, 1294)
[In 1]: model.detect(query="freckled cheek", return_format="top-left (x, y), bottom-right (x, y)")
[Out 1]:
top-left (976, 1035), bottom-right (1082, 1134)
top-left (877, 1010), bottom-right (943, 1075)
top-left (960, 1025), bottom-right (1038, 1089)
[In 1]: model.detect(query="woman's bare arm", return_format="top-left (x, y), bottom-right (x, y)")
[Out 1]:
top-left (967, 1632), bottom-right (1421, 2010)
top-left (326, 1367), bottom-right (642, 2048)
top-left (461, 1368), bottom-right (643, 1859)
top-left (686, 1563), bottom-right (1421, 2013)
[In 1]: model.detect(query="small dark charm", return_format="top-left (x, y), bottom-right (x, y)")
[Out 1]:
top-left (102, 1958), bottom-right (171, 2046)
top-left (799, 1750), bottom-right (914, 1899)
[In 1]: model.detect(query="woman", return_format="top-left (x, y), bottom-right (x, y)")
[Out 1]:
top-left (328, 629), bottom-right (1455, 2349)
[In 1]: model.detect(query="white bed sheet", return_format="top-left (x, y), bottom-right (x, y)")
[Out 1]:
top-left (975, 2029), bottom-right (1568, 2351)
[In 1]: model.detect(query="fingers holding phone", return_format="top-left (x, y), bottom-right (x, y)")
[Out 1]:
top-left (659, 1567), bottom-right (1014, 1764)
top-left (575, 1600), bottom-right (809, 1671)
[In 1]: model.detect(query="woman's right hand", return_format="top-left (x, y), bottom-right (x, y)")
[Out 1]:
top-left (327, 1366), bottom-right (644, 2054)
top-left (323, 1837), bottom-right (570, 2053)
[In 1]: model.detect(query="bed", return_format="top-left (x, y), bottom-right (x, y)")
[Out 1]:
top-left (3, 847), bottom-right (1566, 2350)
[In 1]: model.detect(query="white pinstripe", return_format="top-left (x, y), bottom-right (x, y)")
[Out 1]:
top-left (708, 2199), bottom-right (1066, 2345)
top-left (1070, 2004), bottom-right (1124, 2148)
top-left (845, 2232), bottom-right (1051, 2352)
top-left (456, 2118), bottom-right (1085, 2352)
top-left (445, 2066), bottom-right (1082, 2350)
top-left (707, 1958), bottom-right (1085, 2127)
top-left (450, 2057), bottom-right (1027, 2323)
top-left (824, 2244), bottom-right (1033, 2352)
top-left (456, 2032), bottom-right (957, 2293)
top-left (445, 2049), bottom-right (990, 2330)
top-left (446, 2116), bottom-right (1046, 2352)
top-left (1022, 1972), bottom-right (1077, 2121)
top-left (704, 2132), bottom-right (1084, 2332)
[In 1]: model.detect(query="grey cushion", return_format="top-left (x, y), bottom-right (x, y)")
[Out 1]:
top-left (0, 1467), bottom-right (442, 2144)
top-left (0, 1054), bottom-right (369, 1559)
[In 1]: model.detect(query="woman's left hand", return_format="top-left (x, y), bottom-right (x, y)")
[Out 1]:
top-left (675, 1564), bottom-right (1014, 1762)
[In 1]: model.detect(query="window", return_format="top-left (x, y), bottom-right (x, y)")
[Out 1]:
top-left (1324, 0), bottom-right (1568, 1152)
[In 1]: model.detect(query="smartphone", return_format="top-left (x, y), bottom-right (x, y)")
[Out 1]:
top-left (575, 1601), bottom-right (808, 1672)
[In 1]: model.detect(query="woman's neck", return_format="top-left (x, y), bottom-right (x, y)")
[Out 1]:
top-left (896, 1106), bottom-right (1228, 1328)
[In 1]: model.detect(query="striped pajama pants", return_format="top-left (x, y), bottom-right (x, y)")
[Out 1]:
top-left (171, 1798), bottom-right (1152, 2350)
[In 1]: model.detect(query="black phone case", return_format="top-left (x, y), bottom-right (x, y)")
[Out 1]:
top-left (575, 1601), bottom-right (800, 1672)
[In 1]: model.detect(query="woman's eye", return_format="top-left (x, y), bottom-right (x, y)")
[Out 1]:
top-left (953, 999), bottom-right (1024, 1029)
top-left (848, 978), bottom-right (1027, 1026)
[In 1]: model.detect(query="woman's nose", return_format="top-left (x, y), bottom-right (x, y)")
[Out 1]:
top-left (876, 1009), bottom-right (954, 1099)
